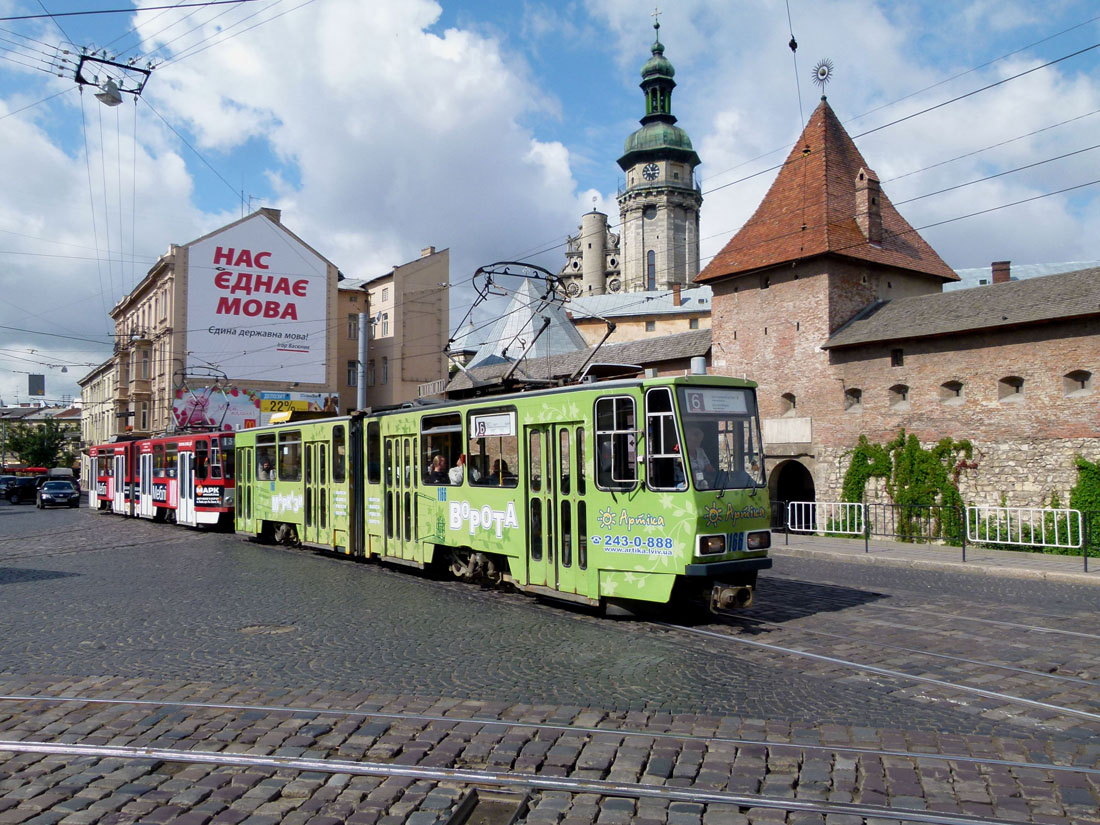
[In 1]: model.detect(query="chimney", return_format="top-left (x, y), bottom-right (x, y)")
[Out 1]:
top-left (991, 260), bottom-right (1011, 284)
top-left (420, 246), bottom-right (436, 258)
top-left (258, 207), bottom-right (281, 224)
top-left (672, 282), bottom-right (682, 306)
top-left (854, 167), bottom-right (882, 245)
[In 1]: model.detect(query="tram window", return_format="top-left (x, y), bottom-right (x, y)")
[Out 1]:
top-left (367, 421), bottom-right (381, 483)
top-left (530, 498), bottom-right (542, 561)
top-left (256, 435), bottom-right (277, 479)
top-left (209, 439), bottom-right (222, 479)
top-left (576, 428), bottom-right (586, 495)
top-left (595, 396), bottom-right (637, 490)
top-left (165, 443), bottom-right (178, 479)
top-left (221, 437), bottom-right (235, 481)
top-left (561, 501), bottom-right (572, 567)
top-left (195, 441), bottom-right (209, 480)
top-left (646, 388), bottom-right (687, 491)
top-left (421, 413), bottom-right (461, 485)
top-left (528, 431), bottom-right (542, 492)
top-left (332, 426), bottom-right (346, 483)
top-left (467, 409), bottom-right (518, 488)
top-left (153, 443), bottom-right (165, 478)
top-left (278, 430), bottom-right (302, 482)
top-left (577, 501), bottom-right (587, 570)
top-left (559, 429), bottom-right (571, 495)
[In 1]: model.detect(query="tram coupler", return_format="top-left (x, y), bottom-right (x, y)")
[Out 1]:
top-left (710, 583), bottom-right (754, 613)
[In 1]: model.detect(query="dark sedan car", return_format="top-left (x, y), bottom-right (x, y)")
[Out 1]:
top-left (6, 477), bottom-right (38, 504)
top-left (36, 480), bottom-right (81, 508)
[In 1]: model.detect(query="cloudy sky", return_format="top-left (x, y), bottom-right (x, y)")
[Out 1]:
top-left (1, 0), bottom-right (1098, 405)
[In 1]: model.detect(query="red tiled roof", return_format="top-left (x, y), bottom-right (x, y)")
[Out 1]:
top-left (697, 98), bottom-right (958, 284)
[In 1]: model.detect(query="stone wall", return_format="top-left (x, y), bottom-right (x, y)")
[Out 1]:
top-left (813, 438), bottom-right (1099, 509)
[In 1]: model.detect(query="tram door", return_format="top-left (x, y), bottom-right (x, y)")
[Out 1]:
top-left (111, 452), bottom-right (128, 516)
top-left (139, 451), bottom-right (154, 518)
top-left (178, 451), bottom-right (197, 526)
top-left (237, 447), bottom-right (254, 532)
top-left (383, 435), bottom-right (417, 559)
top-left (303, 439), bottom-right (329, 545)
top-left (525, 423), bottom-right (584, 595)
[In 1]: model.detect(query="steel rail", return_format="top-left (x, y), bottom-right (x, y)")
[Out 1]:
top-left (657, 624), bottom-right (1100, 723)
top-left (0, 738), bottom-right (1039, 825)
top-left (2, 693), bottom-right (1097, 776)
top-left (867, 605), bottom-right (1100, 640)
top-left (724, 615), bottom-right (1097, 686)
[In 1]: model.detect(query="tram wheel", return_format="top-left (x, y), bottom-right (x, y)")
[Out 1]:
top-left (273, 523), bottom-right (299, 546)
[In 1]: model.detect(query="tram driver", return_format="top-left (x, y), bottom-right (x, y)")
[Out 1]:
top-left (685, 426), bottom-right (716, 489)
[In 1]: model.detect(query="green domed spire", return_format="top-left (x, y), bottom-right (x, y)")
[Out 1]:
top-left (641, 21), bottom-right (674, 80)
top-left (618, 19), bottom-right (699, 171)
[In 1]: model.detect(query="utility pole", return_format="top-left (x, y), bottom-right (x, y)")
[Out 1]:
top-left (356, 312), bottom-right (369, 410)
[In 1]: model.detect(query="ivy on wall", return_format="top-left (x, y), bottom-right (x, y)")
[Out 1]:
top-left (840, 430), bottom-right (973, 544)
top-left (840, 430), bottom-right (973, 508)
top-left (1070, 457), bottom-right (1100, 555)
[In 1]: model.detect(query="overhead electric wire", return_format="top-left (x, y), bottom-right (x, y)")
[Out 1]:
top-left (0, 24), bottom-right (57, 50)
top-left (34, 0), bottom-right (73, 47)
top-left (79, 90), bottom-right (112, 337)
top-left (851, 41), bottom-right (1100, 140)
top-left (100, 0), bottom-right (192, 59)
top-left (893, 142), bottom-right (1100, 206)
top-left (699, 14), bottom-right (1100, 187)
top-left (848, 12), bottom-right (1100, 124)
top-left (883, 106), bottom-right (1100, 183)
top-left (0, 49), bottom-right (58, 74)
top-left (139, 96), bottom-right (240, 201)
top-left (0, 1), bottom-right (260, 24)
top-left (158, 0), bottom-right (316, 68)
top-left (135, 0), bottom-right (260, 66)
top-left (96, 96), bottom-right (116, 302)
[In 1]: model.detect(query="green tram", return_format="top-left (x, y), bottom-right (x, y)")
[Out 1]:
top-left (233, 375), bottom-right (772, 614)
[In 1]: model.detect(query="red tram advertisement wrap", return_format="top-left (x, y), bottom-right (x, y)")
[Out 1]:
top-left (87, 434), bottom-right (235, 528)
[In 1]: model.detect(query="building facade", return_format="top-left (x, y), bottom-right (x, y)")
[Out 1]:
top-left (83, 208), bottom-right (341, 439)
top-left (567, 285), bottom-right (711, 346)
top-left (336, 246), bottom-right (451, 409)
top-left (698, 98), bottom-right (1100, 508)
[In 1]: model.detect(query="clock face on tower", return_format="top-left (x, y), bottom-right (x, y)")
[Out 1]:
top-left (642, 162), bottom-right (659, 181)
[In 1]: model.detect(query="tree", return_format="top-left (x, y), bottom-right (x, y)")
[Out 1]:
top-left (5, 419), bottom-right (78, 468)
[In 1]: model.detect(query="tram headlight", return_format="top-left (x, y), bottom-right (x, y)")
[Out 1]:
top-left (697, 534), bottom-right (726, 556)
top-left (224, 490), bottom-right (235, 508)
top-left (747, 531), bottom-right (771, 550)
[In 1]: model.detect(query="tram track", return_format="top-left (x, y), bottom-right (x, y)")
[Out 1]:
top-left (656, 623), bottom-right (1100, 724)
top-left (0, 737), bottom-right (1060, 825)
top-left (866, 604), bottom-right (1100, 641)
top-left (1, 692), bottom-right (1097, 776)
top-left (721, 614), bottom-right (1098, 686)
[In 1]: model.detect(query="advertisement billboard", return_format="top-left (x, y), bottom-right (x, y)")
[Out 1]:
top-left (186, 215), bottom-right (329, 384)
top-left (172, 387), bottom-right (339, 431)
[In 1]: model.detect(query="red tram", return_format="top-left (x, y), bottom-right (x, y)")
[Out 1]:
top-left (88, 433), bottom-right (236, 527)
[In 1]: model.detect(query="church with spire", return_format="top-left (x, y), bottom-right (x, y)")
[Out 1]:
top-left (559, 19), bottom-right (702, 298)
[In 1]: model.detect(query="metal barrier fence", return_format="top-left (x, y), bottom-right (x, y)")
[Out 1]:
top-left (966, 505), bottom-right (1082, 549)
top-left (770, 500), bottom-right (1096, 571)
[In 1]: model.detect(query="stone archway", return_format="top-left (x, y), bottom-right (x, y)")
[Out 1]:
top-left (771, 459), bottom-right (816, 506)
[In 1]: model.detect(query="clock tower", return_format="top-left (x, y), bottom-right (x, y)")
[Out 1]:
top-left (616, 20), bottom-right (702, 292)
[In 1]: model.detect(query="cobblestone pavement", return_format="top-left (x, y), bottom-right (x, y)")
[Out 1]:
top-left (1, 504), bottom-right (1098, 823)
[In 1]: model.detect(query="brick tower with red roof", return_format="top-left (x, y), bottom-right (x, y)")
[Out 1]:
top-left (697, 97), bottom-right (961, 503)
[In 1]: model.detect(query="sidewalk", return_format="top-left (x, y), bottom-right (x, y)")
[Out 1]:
top-left (771, 530), bottom-right (1100, 585)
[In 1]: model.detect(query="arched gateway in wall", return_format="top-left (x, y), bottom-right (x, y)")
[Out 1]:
top-left (770, 459), bottom-right (816, 508)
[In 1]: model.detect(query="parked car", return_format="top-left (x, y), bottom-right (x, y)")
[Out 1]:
top-left (36, 480), bottom-right (80, 509)
top-left (0, 475), bottom-right (18, 495)
top-left (6, 477), bottom-right (38, 504)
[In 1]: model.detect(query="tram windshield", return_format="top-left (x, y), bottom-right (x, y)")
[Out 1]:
top-left (677, 386), bottom-right (765, 491)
